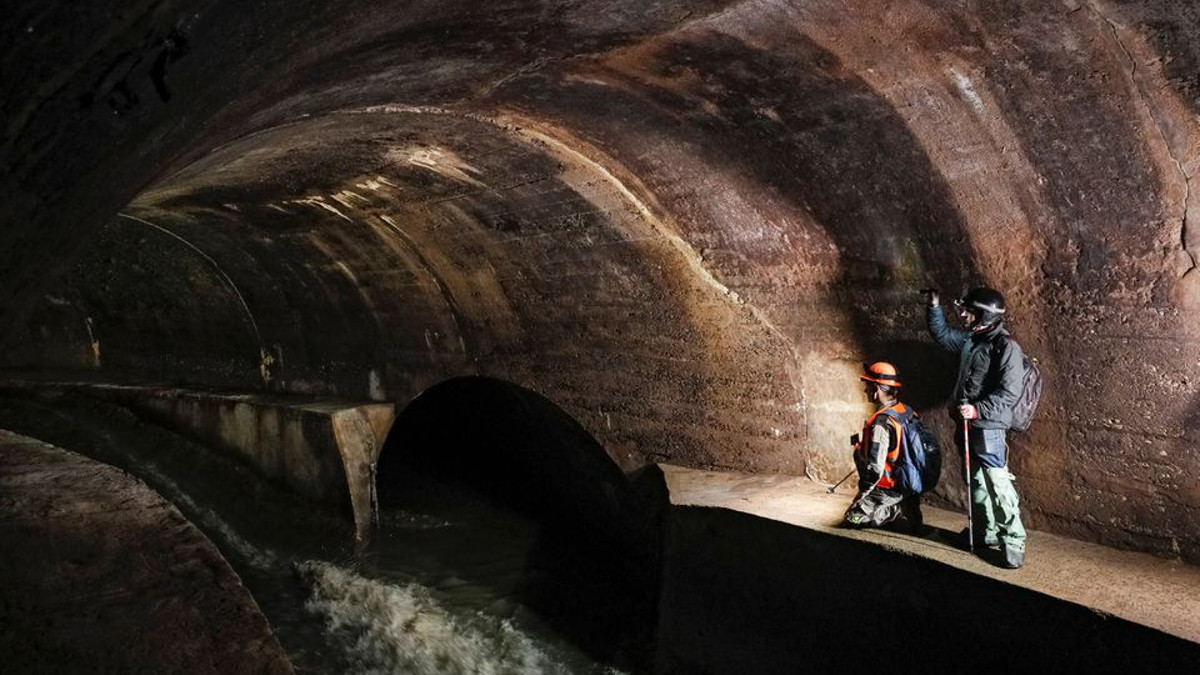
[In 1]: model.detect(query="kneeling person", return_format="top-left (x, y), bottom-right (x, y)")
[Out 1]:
top-left (843, 362), bottom-right (923, 531)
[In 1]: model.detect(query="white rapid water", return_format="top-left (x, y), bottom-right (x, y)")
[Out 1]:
top-left (138, 459), bottom-right (626, 675)
top-left (297, 560), bottom-right (625, 675)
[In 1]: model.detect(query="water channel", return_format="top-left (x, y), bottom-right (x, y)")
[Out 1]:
top-left (0, 389), bottom-right (655, 674)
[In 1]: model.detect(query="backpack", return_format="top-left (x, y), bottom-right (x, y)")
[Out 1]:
top-left (995, 337), bottom-right (1043, 432)
top-left (880, 407), bottom-right (942, 495)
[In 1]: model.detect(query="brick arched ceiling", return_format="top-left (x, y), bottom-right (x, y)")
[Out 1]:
top-left (2, 0), bottom-right (1199, 562)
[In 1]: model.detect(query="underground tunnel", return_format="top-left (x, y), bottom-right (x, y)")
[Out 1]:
top-left (2, 0), bottom-right (1200, 673)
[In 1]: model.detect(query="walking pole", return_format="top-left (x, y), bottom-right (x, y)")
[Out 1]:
top-left (960, 399), bottom-right (974, 553)
top-left (826, 468), bottom-right (857, 494)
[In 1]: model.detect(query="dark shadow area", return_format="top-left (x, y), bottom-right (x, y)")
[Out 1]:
top-left (871, 339), bottom-right (958, 412)
top-left (1182, 384), bottom-right (1200, 447)
top-left (51, 217), bottom-right (263, 387)
top-left (375, 376), bottom-right (666, 673)
top-left (12, 203), bottom-right (399, 398)
top-left (643, 32), bottom-right (981, 364)
top-left (659, 505), bottom-right (1200, 675)
top-left (966, 3), bottom-right (1164, 298)
top-left (1144, 6), bottom-right (1200, 115)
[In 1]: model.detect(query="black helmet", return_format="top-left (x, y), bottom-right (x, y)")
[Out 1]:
top-left (956, 287), bottom-right (1007, 325)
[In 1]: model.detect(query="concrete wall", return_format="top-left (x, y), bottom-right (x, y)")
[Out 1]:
top-left (140, 393), bottom-right (393, 540)
top-left (656, 505), bottom-right (1200, 675)
top-left (17, 383), bottom-right (394, 540)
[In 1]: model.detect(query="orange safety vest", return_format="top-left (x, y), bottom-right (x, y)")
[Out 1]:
top-left (858, 402), bottom-right (908, 489)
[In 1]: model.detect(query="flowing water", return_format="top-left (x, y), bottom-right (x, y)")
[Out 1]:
top-left (0, 395), bottom-right (640, 675)
top-left (174, 469), bottom-right (636, 675)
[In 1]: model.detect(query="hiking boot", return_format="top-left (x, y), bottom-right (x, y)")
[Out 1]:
top-left (842, 512), bottom-right (871, 528)
top-left (1000, 546), bottom-right (1025, 569)
top-left (981, 545), bottom-right (1024, 569)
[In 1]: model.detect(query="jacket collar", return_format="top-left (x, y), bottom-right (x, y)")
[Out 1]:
top-left (972, 321), bottom-right (1008, 342)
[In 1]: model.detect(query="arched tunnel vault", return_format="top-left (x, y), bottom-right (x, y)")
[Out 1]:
top-left (3, 0), bottom-right (1200, 565)
top-left (17, 108), bottom-right (802, 475)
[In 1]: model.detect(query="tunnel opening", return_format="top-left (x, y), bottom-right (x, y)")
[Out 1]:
top-left (374, 375), bottom-right (664, 673)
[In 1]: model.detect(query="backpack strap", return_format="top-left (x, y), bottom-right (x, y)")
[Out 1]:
top-left (874, 406), bottom-right (908, 455)
top-left (990, 332), bottom-right (1018, 357)
top-left (879, 403), bottom-right (916, 426)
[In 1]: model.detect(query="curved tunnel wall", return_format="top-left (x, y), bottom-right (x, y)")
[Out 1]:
top-left (2, 0), bottom-right (1200, 562)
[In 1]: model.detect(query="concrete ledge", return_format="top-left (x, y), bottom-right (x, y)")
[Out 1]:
top-left (0, 429), bottom-right (294, 675)
top-left (0, 380), bottom-right (393, 540)
top-left (658, 465), bottom-right (1200, 674)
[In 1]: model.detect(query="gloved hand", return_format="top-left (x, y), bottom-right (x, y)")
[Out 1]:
top-left (921, 288), bottom-right (940, 307)
top-left (862, 464), bottom-right (882, 486)
top-left (958, 403), bottom-right (979, 420)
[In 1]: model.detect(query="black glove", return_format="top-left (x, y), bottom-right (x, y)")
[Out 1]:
top-left (921, 287), bottom-right (940, 307)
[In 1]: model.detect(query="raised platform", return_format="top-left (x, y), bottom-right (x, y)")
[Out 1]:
top-left (657, 464), bottom-right (1200, 674)
top-left (0, 379), bottom-right (393, 540)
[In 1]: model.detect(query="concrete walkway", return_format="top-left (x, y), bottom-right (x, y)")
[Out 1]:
top-left (0, 429), bottom-right (294, 675)
top-left (662, 463), bottom-right (1200, 645)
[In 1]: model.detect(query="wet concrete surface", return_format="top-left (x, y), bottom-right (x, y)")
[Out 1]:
top-left (0, 428), bottom-right (294, 675)
top-left (661, 463), bottom-right (1200, 645)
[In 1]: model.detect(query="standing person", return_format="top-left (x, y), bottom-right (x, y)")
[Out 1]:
top-left (842, 362), bottom-right (923, 533)
top-left (926, 287), bottom-right (1027, 569)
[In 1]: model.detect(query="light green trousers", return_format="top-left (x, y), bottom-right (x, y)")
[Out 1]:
top-left (970, 465), bottom-right (1026, 550)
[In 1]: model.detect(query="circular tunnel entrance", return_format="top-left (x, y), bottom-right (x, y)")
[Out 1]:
top-left (373, 376), bottom-right (664, 672)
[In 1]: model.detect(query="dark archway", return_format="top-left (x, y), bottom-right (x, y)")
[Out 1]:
top-left (375, 375), bottom-right (666, 672)
top-left (377, 376), bottom-right (654, 535)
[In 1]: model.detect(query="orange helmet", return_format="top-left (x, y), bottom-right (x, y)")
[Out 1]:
top-left (859, 361), bottom-right (901, 387)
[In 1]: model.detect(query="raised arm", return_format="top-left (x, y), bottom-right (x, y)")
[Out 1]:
top-left (927, 303), bottom-right (969, 353)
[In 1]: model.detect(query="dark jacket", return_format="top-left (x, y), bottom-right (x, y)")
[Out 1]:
top-left (927, 304), bottom-right (1025, 430)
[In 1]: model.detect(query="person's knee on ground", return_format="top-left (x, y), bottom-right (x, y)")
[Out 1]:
top-left (842, 488), bottom-right (907, 529)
